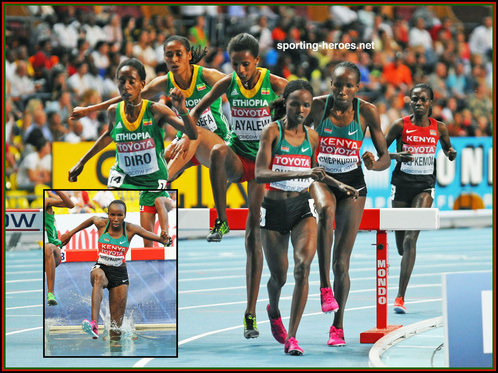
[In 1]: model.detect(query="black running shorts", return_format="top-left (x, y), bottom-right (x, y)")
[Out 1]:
top-left (391, 184), bottom-right (435, 204)
top-left (260, 192), bottom-right (316, 234)
top-left (91, 262), bottom-right (129, 289)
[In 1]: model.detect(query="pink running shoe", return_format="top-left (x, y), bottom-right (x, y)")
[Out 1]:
top-left (320, 287), bottom-right (339, 313)
top-left (327, 325), bottom-right (346, 346)
top-left (267, 304), bottom-right (288, 344)
top-left (284, 337), bottom-right (304, 356)
top-left (82, 319), bottom-right (99, 339)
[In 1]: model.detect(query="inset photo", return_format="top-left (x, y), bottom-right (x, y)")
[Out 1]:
top-left (43, 189), bottom-right (177, 357)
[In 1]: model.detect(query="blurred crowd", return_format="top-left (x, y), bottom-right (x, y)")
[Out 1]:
top-left (4, 5), bottom-right (493, 195)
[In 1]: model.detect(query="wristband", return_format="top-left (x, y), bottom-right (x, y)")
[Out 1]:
top-left (179, 109), bottom-right (190, 117)
top-left (176, 131), bottom-right (183, 140)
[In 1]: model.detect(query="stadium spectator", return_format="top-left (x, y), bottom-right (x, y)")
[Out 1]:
top-left (468, 16), bottom-right (492, 58)
top-left (17, 130), bottom-right (52, 191)
top-left (67, 61), bottom-right (94, 100)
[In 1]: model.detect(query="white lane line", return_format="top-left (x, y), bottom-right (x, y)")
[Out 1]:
top-left (5, 305), bottom-right (42, 310)
top-left (6, 279), bottom-right (42, 283)
top-left (5, 290), bottom-right (42, 295)
top-left (6, 271), bottom-right (41, 275)
top-left (6, 327), bottom-right (43, 336)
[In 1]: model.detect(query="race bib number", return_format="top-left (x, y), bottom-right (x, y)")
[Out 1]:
top-left (198, 108), bottom-right (218, 132)
top-left (231, 107), bottom-right (271, 141)
top-left (269, 155), bottom-right (312, 192)
top-left (260, 206), bottom-right (266, 227)
top-left (60, 249), bottom-right (66, 263)
top-left (317, 137), bottom-right (361, 173)
top-left (117, 139), bottom-right (159, 177)
top-left (308, 199), bottom-right (317, 219)
top-left (98, 254), bottom-right (124, 267)
top-left (400, 154), bottom-right (435, 175)
top-left (108, 169), bottom-right (125, 188)
top-left (158, 179), bottom-right (168, 189)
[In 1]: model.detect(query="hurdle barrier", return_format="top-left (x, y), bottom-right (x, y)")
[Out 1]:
top-left (178, 207), bottom-right (440, 343)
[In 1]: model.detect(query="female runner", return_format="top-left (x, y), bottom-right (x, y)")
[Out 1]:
top-left (60, 199), bottom-right (171, 339)
top-left (255, 80), bottom-right (358, 355)
top-left (309, 61), bottom-right (390, 346)
top-left (381, 83), bottom-right (456, 313)
top-left (44, 190), bottom-right (75, 306)
top-left (70, 36), bottom-right (229, 182)
top-left (190, 33), bottom-right (288, 338)
top-left (68, 58), bottom-right (197, 189)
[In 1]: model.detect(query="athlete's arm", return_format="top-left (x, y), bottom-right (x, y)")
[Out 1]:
top-left (71, 96), bottom-right (121, 120)
top-left (60, 216), bottom-right (103, 246)
top-left (127, 222), bottom-right (171, 246)
top-left (385, 118), bottom-right (413, 162)
top-left (306, 95), bottom-right (327, 130)
top-left (201, 67), bottom-right (227, 87)
top-left (360, 101), bottom-right (390, 171)
top-left (151, 88), bottom-right (197, 140)
top-left (437, 121), bottom-right (457, 161)
top-left (71, 76), bottom-right (169, 120)
top-left (45, 191), bottom-right (75, 209)
top-left (269, 74), bottom-right (288, 96)
top-left (68, 107), bottom-right (115, 182)
top-left (141, 75), bottom-right (169, 99)
top-left (190, 75), bottom-right (232, 123)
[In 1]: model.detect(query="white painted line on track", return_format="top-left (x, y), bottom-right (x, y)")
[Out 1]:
top-left (6, 327), bottom-right (42, 336)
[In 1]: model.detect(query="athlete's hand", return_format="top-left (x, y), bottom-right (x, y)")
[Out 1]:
top-left (338, 182), bottom-right (359, 200)
top-left (170, 137), bottom-right (190, 160)
top-left (70, 106), bottom-right (90, 120)
top-left (68, 162), bottom-right (84, 182)
top-left (361, 151), bottom-right (376, 170)
top-left (60, 232), bottom-right (71, 246)
top-left (309, 167), bottom-right (326, 181)
top-left (396, 151), bottom-right (414, 163)
top-left (447, 147), bottom-right (457, 161)
top-left (169, 88), bottom-right (187, 114)
top-left (160, 230), bottom-right (173, 247)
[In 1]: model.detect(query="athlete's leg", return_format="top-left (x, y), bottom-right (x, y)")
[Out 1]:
top-left (168, 127), bottom-right (225, 181)
top-left (44, 243), bottom-right (61, 294)
top-left (392, 200), bottom-right (409, 256)
top-left (155, 196), bottom-right (170, 242)
top-left (331, 195), bottom-right (366, 329)
top-left (140, 211), bottom-right (156, 247)
top-left (208, 144), bottom-right (244, 222)
top-left (288, 217), bottom-right (317, 339)
top-left (310, 182), bottom-right (337, 289)
top-left (396, 192), bottom-right (433, 299)
top-left (90, 267), bottom-right (109, 323)
top-left (245, 179), bottom-right (265, 316)
top-left (261, 228), bottom-right (290, 320)
top-left (108, 284), bottom-right (129, 337)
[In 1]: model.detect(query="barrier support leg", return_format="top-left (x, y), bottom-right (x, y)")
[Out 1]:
top-left (360, 230), bottom-right (402, 343)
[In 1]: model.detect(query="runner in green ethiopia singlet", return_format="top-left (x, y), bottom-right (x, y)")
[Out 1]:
top-left (109, 99), bottom-right (169, 189)
top-left (226, 67), bottom-right (279, 160)
top-left (166, 65), bottom-right (229, 140)
top-left (45, 210), bottom-right (62, 247)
